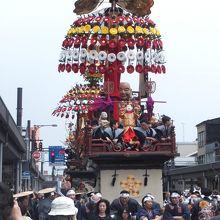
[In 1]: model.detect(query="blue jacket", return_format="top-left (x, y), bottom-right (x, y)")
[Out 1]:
top-left (136, 202), bottom-right (161, 220)
top-left (162, 203), bottom-right (191, 220)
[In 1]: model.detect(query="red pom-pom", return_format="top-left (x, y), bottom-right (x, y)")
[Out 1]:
top-left (127, 65), bottom-right (134, 74)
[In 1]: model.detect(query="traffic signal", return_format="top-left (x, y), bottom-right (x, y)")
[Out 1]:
top-left (50, 150), bottom-right (55, 163)
top-left (34, 142), bottom-right (38, 151)
top-left (39, 142), bottom-right (43, 151)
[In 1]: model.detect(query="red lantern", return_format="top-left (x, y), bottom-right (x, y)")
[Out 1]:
top-left (118, 65), bottom-right (125, 73)
top-left (136, 64), bottom-right (143, 73)
top-left (74, 37), bottom-right (81, 48)
top-left (72, 64), bottom-right (79, 73)
top-left (127, 38), bottom-right (135, 49)
top-left (117, 16), bottom-right (124, 23)
top-left (157, 65), bottom-right (162, 74)
top-left (161, 65), bottom-right (166, 73)
top-left (62, 39), bottom-right (69, 48)
top-left (58, 64), bottom-right (63, 72)
top-left (88, 64), bottom-right (96, 74)
top-left (136, 37), bottom-right (145, 47)
top-left (151, 65), bottom-right (156, 73)
top-left (126, 16), bottom-right (132, 23)
top-left (118, 38), bottom-right (126, 48)
top-left (103, 16), bottom-right (110, 23)
top-left (100, 37), bottom-right (108, 46)
top-left (82, 105), bottom-right (86, 110)
top-left (95, 16), bottom-right (102, 22)
top-left (73, 106), bottom-right (79, 111)
top-left (98, 64), bottom-right (106, 74)
top-left (109, 39), bottom-right (117, 49)
top-left (143, 65), bottom-right (149, 74)
top-left (127, 65), bottom-right (134, 74)
top-left (68, 106), bottom-right (72, 111)
top-left (79, 63), bottom-right (86, 74)
top-left (90, 37), bottom-right (97, 45)
top-left (66, 64), bottom-right (72, 73)
top-left (81, 36), bottom-right (88, 47)
top-left (145, 40), bottom-right (151, 49)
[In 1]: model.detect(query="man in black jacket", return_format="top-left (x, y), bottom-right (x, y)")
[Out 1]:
top-left (110, 190), bottom-right (141, 219)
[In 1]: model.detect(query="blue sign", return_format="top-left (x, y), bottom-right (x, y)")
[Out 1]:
top-left (22, 171), bottom-right (31, 179)
top-left (49, 146), bottom-right (65, 166)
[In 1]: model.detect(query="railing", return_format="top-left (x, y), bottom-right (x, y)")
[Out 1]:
top-left (84, 126), bottom-right (176, 157)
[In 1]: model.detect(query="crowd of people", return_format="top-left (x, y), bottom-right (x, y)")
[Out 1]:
top-left (2, 182), bottom-right (220, 220)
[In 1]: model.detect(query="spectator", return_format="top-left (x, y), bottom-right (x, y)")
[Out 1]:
top-left (81, 192), bottom-right (102, 220)
top-left (48, 196), bottom-right (78, 220)
top-left (0, 182), bottom-right (23, 220)
top-left (117, 209), bottom-right (132, 220)
top-left (66, 189), bottom-right (82, 220)
top-left (89, 198), bottom-right (113, 220)
top-left (191, 187), bottom-right (216, 220)
top-left (38, 187), bottom-right (56, 220)
top-left (14, 191), bottom-right (34, 220)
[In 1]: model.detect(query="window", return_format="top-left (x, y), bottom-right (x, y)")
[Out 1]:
top-left (198, 155), bottom-right (205, 164)
top-left (198, 131), bottom-right (205, 148)
top-left (206, 152), bottom-right (214, 163)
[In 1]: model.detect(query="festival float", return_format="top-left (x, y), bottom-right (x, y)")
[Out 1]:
top-left (53, 0), bottom-right (176, 202)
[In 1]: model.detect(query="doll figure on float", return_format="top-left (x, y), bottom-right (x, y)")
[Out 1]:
top-left (119, 102), bottom-right (141, 151)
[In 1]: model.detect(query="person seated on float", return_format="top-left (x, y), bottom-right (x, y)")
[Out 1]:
top-left (134, 119), bottom-right (158, 148)
top-left (92, 112), bottom-right (110, 140)
top-left (155, 115), bottom-right (174, 142)
top-left (103, 119), bottom-right (124, 145)
top-left (136, 194), bottom-right (162, 220)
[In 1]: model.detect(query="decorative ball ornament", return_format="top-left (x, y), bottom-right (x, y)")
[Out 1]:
top-left (98, 51), bottom-right (107, 61)
top-left (89, 50), bottom-right (98, 60)
top-left (117, 52), bottom-right (127, 62)
top-left (107, 53), bottom-right (117, 63)
top-left (58, 8), bottom-right (166, 77)
top-left (80, 48), bottom-right (87, 58)
top-left (72, 50), bottom-right (79, 60)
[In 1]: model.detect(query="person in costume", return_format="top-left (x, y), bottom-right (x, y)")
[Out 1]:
top-left (110, 190), bottom-right (141, 219)
top-left (162, 192), bottom-right (190, 220)
top-left (136, 194), bottom-right (162, 220)
top-left (134, 119), bottom-right (158, 149)
top-left (155, 115), bottom-right (174, 142)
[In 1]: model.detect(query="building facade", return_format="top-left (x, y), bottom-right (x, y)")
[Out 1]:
top-left (164, 117), bottom-right (220, 193)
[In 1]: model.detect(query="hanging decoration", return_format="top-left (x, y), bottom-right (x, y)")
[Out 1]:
top-left (52, 84), bottom-right (104, 118)
top-left (54, 0), bottom-right (166, 122)
top-left (73, 0), bottom-right (154, 17)
top-left (58, 8), bottom-right (166, 79)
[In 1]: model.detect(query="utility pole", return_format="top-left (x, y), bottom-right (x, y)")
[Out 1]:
top-left (181, 122), bottom-right (185, 142)
top-left (0, 143), bottom-right (3, 182)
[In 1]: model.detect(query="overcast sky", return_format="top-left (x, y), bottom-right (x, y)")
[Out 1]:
top-left (1, 0), bottom-right (220, 153)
